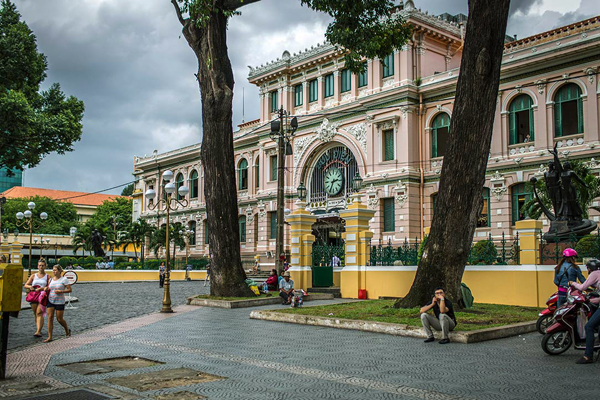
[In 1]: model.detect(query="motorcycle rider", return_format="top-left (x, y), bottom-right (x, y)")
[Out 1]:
top-left (554, 248), bottom-right (585, 307)
top-left (569, 258), bottom-right (600, 364)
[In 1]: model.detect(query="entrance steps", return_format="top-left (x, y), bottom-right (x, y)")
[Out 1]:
top-left (308, 287), bottom-right (341, 298)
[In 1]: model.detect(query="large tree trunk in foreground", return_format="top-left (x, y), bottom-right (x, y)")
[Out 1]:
top-left (175, 1), bottom-right (252, 296)
top-left (397, 0), bottom-right (511, 308)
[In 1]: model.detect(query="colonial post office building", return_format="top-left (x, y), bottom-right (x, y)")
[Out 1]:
top-left (132, 1), bottom-right (600, 265)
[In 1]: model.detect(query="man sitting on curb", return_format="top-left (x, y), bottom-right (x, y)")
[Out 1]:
top-left (279, 272), bottom-right (294, 305)
top-left (420, 287), bottom-right (457, 344)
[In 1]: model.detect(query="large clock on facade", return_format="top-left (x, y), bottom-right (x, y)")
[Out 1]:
top-left (324, 167), bottom-right (344, 196)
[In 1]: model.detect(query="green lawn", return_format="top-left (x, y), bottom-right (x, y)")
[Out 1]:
top-left (194, 294), bottom-right (273, 301)
top-left (276, 300), bottom-right (541, 331)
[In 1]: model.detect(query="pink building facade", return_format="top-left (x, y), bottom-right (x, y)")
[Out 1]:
top-left (133, 2), bottom-right (600, 264)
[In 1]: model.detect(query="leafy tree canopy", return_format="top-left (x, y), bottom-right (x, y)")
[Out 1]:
top-left (86, 197), bottom-right (132, 232)
top-left (176, 0), bottom-right (412, 73)
top-left (121, 183), bottom-right (134, 197)
top-left (2, 196), bottom-right (79, 235)
top-left (0, 0), bottom-right (85, 172)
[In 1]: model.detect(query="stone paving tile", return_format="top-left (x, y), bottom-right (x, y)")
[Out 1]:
top-left (4, 298), bottom-right (600, 399)
top-left (9, 281), bottom-right (208, 351)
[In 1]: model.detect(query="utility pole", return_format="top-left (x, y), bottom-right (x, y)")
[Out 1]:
top-left (270, 109), bottom-right (298, 273)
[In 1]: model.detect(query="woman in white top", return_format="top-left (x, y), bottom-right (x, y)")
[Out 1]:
top-left (44, 265), bottom-right (71, 342)
top-left (23, 258), bottom-right (51, 337)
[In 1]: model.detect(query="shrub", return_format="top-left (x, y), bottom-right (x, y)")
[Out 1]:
top-left (469, 240), bottom-right (498, 265)
top-left (418, 235), bottom-right (428, 264)
top-left (575, 235), bottom-right (600, 258)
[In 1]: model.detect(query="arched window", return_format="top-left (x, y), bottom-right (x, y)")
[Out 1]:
top-left (188, 221), bottom-right (196, 246)
top-left (509, 95), bottom-right (534, 144)
top-left (478, 188), bottom-right (491, 228)
top-left (190, 170), bottom-right (199, 199)
top-left (511, 183), bottom-right (532, 224)
top-left (239, 215), bottom-right (246, 242)
top-left (176, 173), bottom-right (184, 200)
top-left (432, 113), bottom-right (450, 158)
top-left (238, 159), bottom-right (248, 190)
top-left (254, 158), bottom-right (260, 188)
top-left (554, 83), bottom-right (583, 137)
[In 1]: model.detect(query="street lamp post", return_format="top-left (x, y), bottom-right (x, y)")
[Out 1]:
top-left (15, 202), bottom-right (49, 277)
top-left (270, 109), bottom-right (298, 272)
top-left (145, 170), bottom-right (189, 313)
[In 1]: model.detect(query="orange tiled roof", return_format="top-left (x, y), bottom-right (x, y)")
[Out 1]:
top-left (0, 186), bottom-right (124, 207)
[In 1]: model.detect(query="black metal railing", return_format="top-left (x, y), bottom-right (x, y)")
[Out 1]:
top-left (539, 228), bottom-right (600, 264)
top-left (369, 237), bottom-right (421, 266)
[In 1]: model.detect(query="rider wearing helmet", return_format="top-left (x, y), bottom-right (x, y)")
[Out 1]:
top-left (554, 248), bottom-right (585, 307)
top-left (570, 259), bottom-right (600, 364)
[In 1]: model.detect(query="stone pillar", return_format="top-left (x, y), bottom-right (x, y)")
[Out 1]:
top-left (339, 196), bottom-right (376, 298)
top-left (286, 201), bottom-right (317, 289)
top-left (515, 219), bottom-right (543, 265)
top-left (8, 241), bottom-right (23, 265)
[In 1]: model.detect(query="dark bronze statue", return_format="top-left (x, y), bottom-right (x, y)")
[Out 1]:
top-left (90, 229), bottom-right (106, 258)
top-left (531, 143), bottom-right (596, 240)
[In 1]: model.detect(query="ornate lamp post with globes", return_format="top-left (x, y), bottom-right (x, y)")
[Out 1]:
top-left (15, 202), bottom-right (49, 277)
top-left (145, 170), bottom-right (189, 313)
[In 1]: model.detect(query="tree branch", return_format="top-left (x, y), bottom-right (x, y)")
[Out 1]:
top-left (222, 0), bottom-right (261, 11)
top-left (171, 0), bottom-right (186, 26)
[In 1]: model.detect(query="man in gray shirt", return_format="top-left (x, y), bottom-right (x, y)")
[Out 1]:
top-left (279, 272), bottom-right (294, 305)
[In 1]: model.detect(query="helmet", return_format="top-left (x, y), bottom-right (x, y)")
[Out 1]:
top-left (563, 248), bottom-right (578, 258)
top-left (586, 259), bottom-right (600, 271)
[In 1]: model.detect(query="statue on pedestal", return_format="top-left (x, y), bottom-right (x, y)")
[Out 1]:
top-left (530, 144), bottom-right (596, 240)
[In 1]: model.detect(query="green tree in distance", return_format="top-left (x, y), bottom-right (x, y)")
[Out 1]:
top-left (121, 183), bottom-right (135, 197)
top-left (0, 0), bottom-right (84, 172)
top-left (86, 197), bottom-right (132, 232)
top-left (170, 0), bottom-right (412, 296)
top-left (2, 196), bottom-right (78, 235)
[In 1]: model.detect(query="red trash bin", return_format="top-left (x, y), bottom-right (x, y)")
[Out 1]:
top-left (358, 289), bottom-right (367, 299)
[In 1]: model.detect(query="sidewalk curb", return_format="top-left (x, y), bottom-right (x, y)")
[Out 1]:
top-left (249, 310), bottom-right (536, 343)
top-left (186, 293), bottom-right (334, 308)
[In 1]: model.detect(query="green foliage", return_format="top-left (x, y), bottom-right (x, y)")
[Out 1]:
top-left (468, 240), bottom-right (498, 265)
top-left (2, 196), bottom-right (78, 235)
top-left (575, 235), bottom-right (600, 258)
top-left (86, 197), bottom-right (132, 231)
top-left (0, 0), bottom-right (84, 171)
top-left (524, 160), bottom-right (600, 220)
top-left (120, 183), bottom-right (134, 197)
top-left (417, 234), bottom-right (428, 264)
top-left (148, 222), bottom-right (186, 257)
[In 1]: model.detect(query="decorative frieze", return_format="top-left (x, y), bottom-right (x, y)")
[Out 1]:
top-left (393, 180), bottom-right (408, 208)
top-left (316, 118), bottom-right (340, 143)
top-left (257, 200), bottom-right (266, 221)
top-left (346, 123), bottom-right (367, 153)
top-left (489, 171), bottom-right (507, 202)
top-left (556, 137), bottom-right (585, 148)
top-left (366, 184), bottom-right (379, 210)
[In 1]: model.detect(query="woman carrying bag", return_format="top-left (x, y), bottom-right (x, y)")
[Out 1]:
top-left (554, 248), bottom-right (585, 307)
top-left (23, 258), bottom-right (50, 338)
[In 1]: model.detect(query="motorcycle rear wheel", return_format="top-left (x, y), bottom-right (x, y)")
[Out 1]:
top-left (542, 331), bottom-right (572, 355)
top-left (536, 315), bottom-right (553, 334)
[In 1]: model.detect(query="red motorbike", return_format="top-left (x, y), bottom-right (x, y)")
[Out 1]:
top-left (537, 291), bottom-right (558, 334)
top-left (541, 288), bottom-right (600, 358)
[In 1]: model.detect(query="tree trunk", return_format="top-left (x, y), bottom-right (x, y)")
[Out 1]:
top-left (396, 0), bottom-right (510, 308)
top-left (180, 5), bottom-right (252, 297)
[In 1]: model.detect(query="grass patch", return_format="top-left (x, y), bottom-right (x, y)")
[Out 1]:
top-left (194, 294), bottom-right (273, 301)
top-left (276, 300), bottom-right (540, 331)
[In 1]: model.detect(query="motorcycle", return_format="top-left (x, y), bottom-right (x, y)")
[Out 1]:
top-left (537, 291), bottom-right (558, 334)
top-left (541, 288), bottom-right (600, 358)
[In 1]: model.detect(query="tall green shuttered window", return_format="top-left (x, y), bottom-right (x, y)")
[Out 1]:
top-left (239, 216), bottom-right (246, 242)
top-left (554, 83), bottom-right (583, 137)
top-left (270, 155), bottom-right (277, 181)
top-left (309, 79), bottom-right (318, 102)
top-left (341, 69), bottom-right (351, 93)
top-left (511, 184), bottom-right (533, 224)
top-left (382, 54), bottom-right (394, 78)
top-left (238, 159), bottom-right (248, 190)
top-left (509, 95), bottom-right (535, 144)
top-left (254, 159), bottom-right (260, 188)
top-left (270, 91), bottom-right (278, 112)
top-left (324, 74), bottom-right (334, 98)
top-left (383, 129), bottom-right (394, 161)
top-left (358, 62), bottom-right (368, 88)
top-left (383, 198), bottom-right (395, 232)
top-left (432, 113), bottom-right (450, 158)
top-left (294, 84), bottom-right (303, 107)
top-left (269, 212), bottom-right (277, 239)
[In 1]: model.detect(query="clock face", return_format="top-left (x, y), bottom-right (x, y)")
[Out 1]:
top-left (324, 167), bottom-right (344, 196)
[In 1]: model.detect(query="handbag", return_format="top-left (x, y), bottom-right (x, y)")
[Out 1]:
top-left (25, 275), bottom-right (50, 303)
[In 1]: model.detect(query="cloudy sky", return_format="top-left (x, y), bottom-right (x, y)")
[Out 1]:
top-left (14, 0), bottom-right (600, 194)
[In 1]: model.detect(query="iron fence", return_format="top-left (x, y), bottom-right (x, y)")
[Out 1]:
top-left (539, 228), bottom-right (600, 264)
top-left (369, 237), bottom-right (421, 266)
top-left (312, 243), bottom-right (345, 267)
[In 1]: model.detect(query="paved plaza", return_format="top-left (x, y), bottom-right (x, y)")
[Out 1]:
top-left (1, 287), bottom-right (600, 400)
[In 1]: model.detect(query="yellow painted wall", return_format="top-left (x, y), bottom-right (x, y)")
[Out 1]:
top-left (338, 266), bottom-right (574, 307)
top-left (23, 270), bottom-right (207, 283)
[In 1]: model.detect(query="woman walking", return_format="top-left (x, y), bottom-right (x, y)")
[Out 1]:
top-left (23, 258), bottom-right (51, 337)
top-left (554, 248), bottom-right (585, 307)
top-left (159, 262), bottom-right (166, 288)
top-left (44, 265), bottom-right (71, 343)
